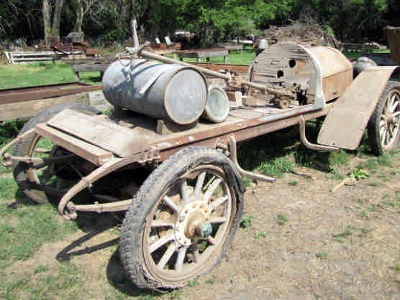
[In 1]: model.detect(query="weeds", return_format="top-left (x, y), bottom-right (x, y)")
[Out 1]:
top-left (315, 252), bottom-right (328, 260)
top-left (240, 214), bottom-right (255, 229)
top-left (328, 149), bottom-right (350, 167)
top-left (349, 168), bottom-right (369, 180)
top-left (276, 213), bottom-right (288, 226)
top-left (257, 156), bottom-right (295, 177)
top-left (332, 227), bottom-right (353, 242)
top-left (253, 231), bottom-right (268, 239)
top-left (205, 275), bottom-right (216, 285)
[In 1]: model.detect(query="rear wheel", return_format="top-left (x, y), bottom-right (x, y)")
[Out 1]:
top-left (119, 147), bottom-right (244, 291)
top-left (13, 103), bottom-right (100, 204)
top-left (368, 81), bottom-right (400, 155)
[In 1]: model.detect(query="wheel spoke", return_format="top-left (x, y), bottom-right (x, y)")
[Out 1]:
top-left (209, 216), bottom-right (227, 224)
top-left (194, 171), bottom-right (206, 197)
top-left (180, 180), bottom-right (190, 204)
top-left (193, 249), bottom-right (199, 263)
top-left (149, 231), bottom-right (175, 253)
top-left (390, 98), bottom-right (399, 112)
top-left (162, 196), bottom-right (179, 213)
top-left (157, 242), bottom-right (177, 269)
top-left (380, 126), bottom-right (387, 143)
top-left (209, 195), bottom-right (228, 211)
top-left (151, 219), bottom-right (175, 227)
top-left (393, 111), bottom-right (400, 121)
top-left (175, 247), bottom-right (187, 272)
top-left (203, 178), bottom-right (222, 202)
top-left (206, 236), bottom-right (216, 245)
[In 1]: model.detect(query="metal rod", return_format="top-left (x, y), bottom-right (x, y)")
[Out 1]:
top-left (298, 116), bottom-right (339, 152)
top-left (139, 49), bottom-right (232, 81)
top-left (0, 129), bottom-right (36, 167)
top-left (228, 134), bottom-right (276, 183)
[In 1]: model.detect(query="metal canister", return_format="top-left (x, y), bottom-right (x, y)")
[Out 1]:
top-left (202, 84), bottom-right (229, 123)
top-left (102, 59), bottom-right (208, 125)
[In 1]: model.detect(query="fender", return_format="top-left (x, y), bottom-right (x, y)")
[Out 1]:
top-left (317, 66), bottom-right (399, 150)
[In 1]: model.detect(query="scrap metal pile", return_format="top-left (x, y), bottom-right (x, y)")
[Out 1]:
top-left (261, 20), bottom-right (340, 48)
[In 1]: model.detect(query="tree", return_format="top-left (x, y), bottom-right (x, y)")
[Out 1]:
top-left (42, 0), bottom-right (65, 45)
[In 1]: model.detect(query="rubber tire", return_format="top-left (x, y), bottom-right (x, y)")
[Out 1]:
top-left (119, 146), bottom-right (245, 291)
top-left (368, 81), bottom-right (400, 156)
top-left (13, 102), bottom-right (100, 204)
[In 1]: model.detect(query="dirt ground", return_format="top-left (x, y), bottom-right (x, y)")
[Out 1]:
top-left (5, 154), bottom-right (400, 300)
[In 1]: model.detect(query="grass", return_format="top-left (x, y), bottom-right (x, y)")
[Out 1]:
top-left (0, 62), bottom-right (77, 90)
top-left (240, 214), bottom-right (255, 229)
top-left (0, 49), bottom-right (254, 91)
top-left (276, 213), bottom-right (288, 226)
top-left (253, 231), bottom-right (268, 239)
top-left (0, 178), bottom-right (79, 299)
top-left (170, 48), bottom-right (256, 65)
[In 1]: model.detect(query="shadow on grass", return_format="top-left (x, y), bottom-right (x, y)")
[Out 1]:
top-left (237, 123), bottom-right (333, 173)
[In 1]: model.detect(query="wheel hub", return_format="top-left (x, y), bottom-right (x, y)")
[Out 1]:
top-left (175, 201), bottom-right (210, 246)
top-left (385, 111), bottom-right (394, 124)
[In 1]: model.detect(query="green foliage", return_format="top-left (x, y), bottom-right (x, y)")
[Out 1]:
top-left (0, 193), bottom-right (78, 269)
top-left (315, 252), bottom-right (328, 259)
top-left (253, 231), bottom-right (268, 239)
top-left (240, 214), bottom-right (256, 229)
top-left (276, 213), bottom-right (288, 225)
top-left (0, 63), bottom-right (76, 90)
top-left (349, 168), bottom-right (369, 180)
top-left (0, 0), bottom-right (397, 45)
top-left (0, 120), bottom-right (26, 144)
top-left (257, 156), bottom-right (295, 178)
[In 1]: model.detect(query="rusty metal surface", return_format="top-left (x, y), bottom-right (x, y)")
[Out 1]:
top-left (318, 66), bottom-right (398, 150)
top-left (0, 82), bottom-right (101, 104)
top-left (174, 48), bottom-right (229, 59)
top-left (193, 63), bottom-right (249, 75)
top-left (385, 26), bottom-right (400, 63)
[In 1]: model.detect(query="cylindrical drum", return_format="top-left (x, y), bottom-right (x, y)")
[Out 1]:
top-left (102, 59), bottom-right (208, 125)
top-left (202, 84), bottom-right (229, 123)
top-left (353, 56), bottom-right (377, 78)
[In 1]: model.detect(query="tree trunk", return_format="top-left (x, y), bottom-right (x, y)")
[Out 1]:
top-left (74, 0), bottom-right (84, 32)
top-left (42, 0), bottom-right (52, 46)
top-left (51, 0), bottom-right (65, 37)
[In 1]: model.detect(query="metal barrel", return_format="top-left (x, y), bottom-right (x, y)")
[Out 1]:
top-left (102, 59), bottom-right (208, 125)
top-left (202, 84), bottom-right (229, 123)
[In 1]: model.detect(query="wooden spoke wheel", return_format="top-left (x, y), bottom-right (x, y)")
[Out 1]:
top-left (368, 81), bottom-right (400, 155)
top-left (120, 147), bottom-right (244, 291)
top-left (13, 103), bottom-right (99, 203)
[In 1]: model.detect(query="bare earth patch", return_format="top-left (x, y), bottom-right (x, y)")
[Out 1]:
top-left (3, 159), bottom-right (400, 299)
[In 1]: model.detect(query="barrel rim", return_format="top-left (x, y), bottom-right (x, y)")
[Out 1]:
top-left (164, 66), bottom-right (208, 125)
top-left (202, 84), bottom-right (230, 123)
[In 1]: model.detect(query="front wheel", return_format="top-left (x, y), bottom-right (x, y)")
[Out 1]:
top-left (119, 147), bottom-right (244, 291)
top-left (368, 81), bottom-right (400, 155)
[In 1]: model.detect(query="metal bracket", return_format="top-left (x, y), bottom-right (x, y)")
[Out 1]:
top-left (299, 116), bottom-right (339, 152)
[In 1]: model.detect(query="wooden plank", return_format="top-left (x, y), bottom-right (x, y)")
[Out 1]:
top-left (0, 83), bottom-right (101, 104)
top-left (72, 64), bottom-right (108, 72)
top-left (47, 109), bottom-right (150, 157)
top-left (0, 93), bottom-right (89, 121)
top-left (35, 123), bottom-right (113, 166)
